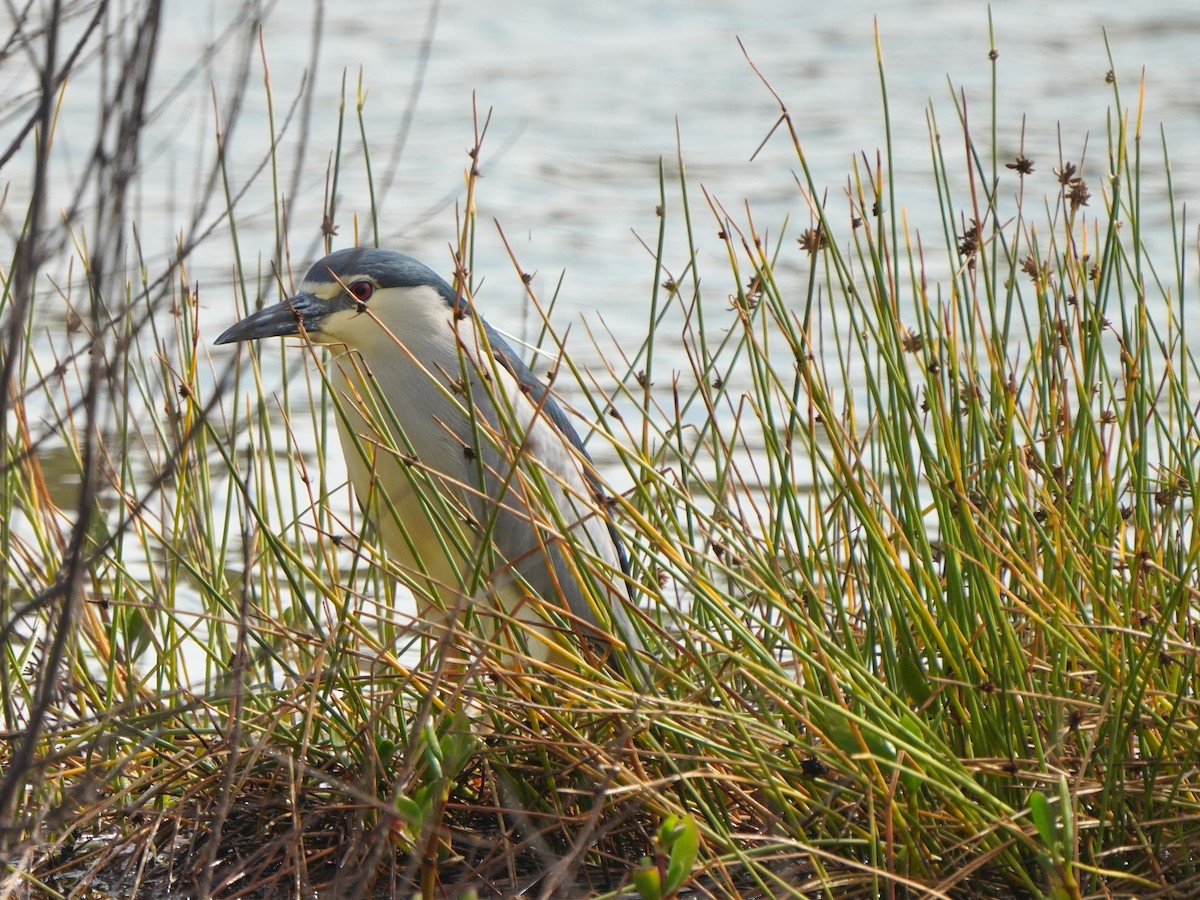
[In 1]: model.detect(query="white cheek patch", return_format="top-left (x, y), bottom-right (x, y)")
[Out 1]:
top-left (316, 284), bottom-right (456, 356)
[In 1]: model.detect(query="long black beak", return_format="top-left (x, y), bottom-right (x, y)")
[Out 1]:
top-left (215, 292), bottom-right (326, 344)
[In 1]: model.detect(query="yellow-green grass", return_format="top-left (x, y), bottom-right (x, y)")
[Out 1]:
top-left (2, 15), bottom-right (1198, 900)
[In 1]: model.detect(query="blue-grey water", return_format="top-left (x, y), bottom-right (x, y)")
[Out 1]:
top-left (12, 1), bottom-right (1199, 330)
top-left (3, 0), bottom-right (1195, 363)
top-left (225, 2), bottom-right (1196, 328)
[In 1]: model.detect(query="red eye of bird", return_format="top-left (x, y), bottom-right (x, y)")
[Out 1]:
top-left (347, 280), bottom-right (374, 303)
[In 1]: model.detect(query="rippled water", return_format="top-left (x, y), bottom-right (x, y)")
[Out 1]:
top-left (214, 0), bottom-right (1199, 310)
top-left (6, 1), bottom-right (1196, 348)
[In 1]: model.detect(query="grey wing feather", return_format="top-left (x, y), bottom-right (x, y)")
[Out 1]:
top-left (477, 321), bottom-right (644, 658)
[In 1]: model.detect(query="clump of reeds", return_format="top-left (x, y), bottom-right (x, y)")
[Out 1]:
top-left (2, 5), bottom-right (1198, 898)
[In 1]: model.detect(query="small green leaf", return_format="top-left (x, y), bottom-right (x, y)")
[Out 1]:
top-left (412, 783), bottom-right (437, 816)
top-left (376, 738), bottom-right (396, 766)
top-left (897, 653), bottom-right (932, 706)
top-left (441, 710), bottom-right (478, 775)
top-left (631, 863), bottom-right (662, 900)
top-left (421, 719), bottom-right (444, 778)
top-left (822, 713), bottom-right (859, 756)
top-left (1029, 791), bottom-right (1057, 846)
top-left (394, 794), bottom-right (423, 827)
top-left (662, 815), bottom-right (699, 894)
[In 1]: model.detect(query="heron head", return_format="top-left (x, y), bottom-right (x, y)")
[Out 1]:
top-left (215, 247), bottom-right (464, 349)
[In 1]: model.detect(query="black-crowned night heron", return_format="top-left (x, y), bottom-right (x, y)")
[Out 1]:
top-left (216, 247), bottom-right (643, 674)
